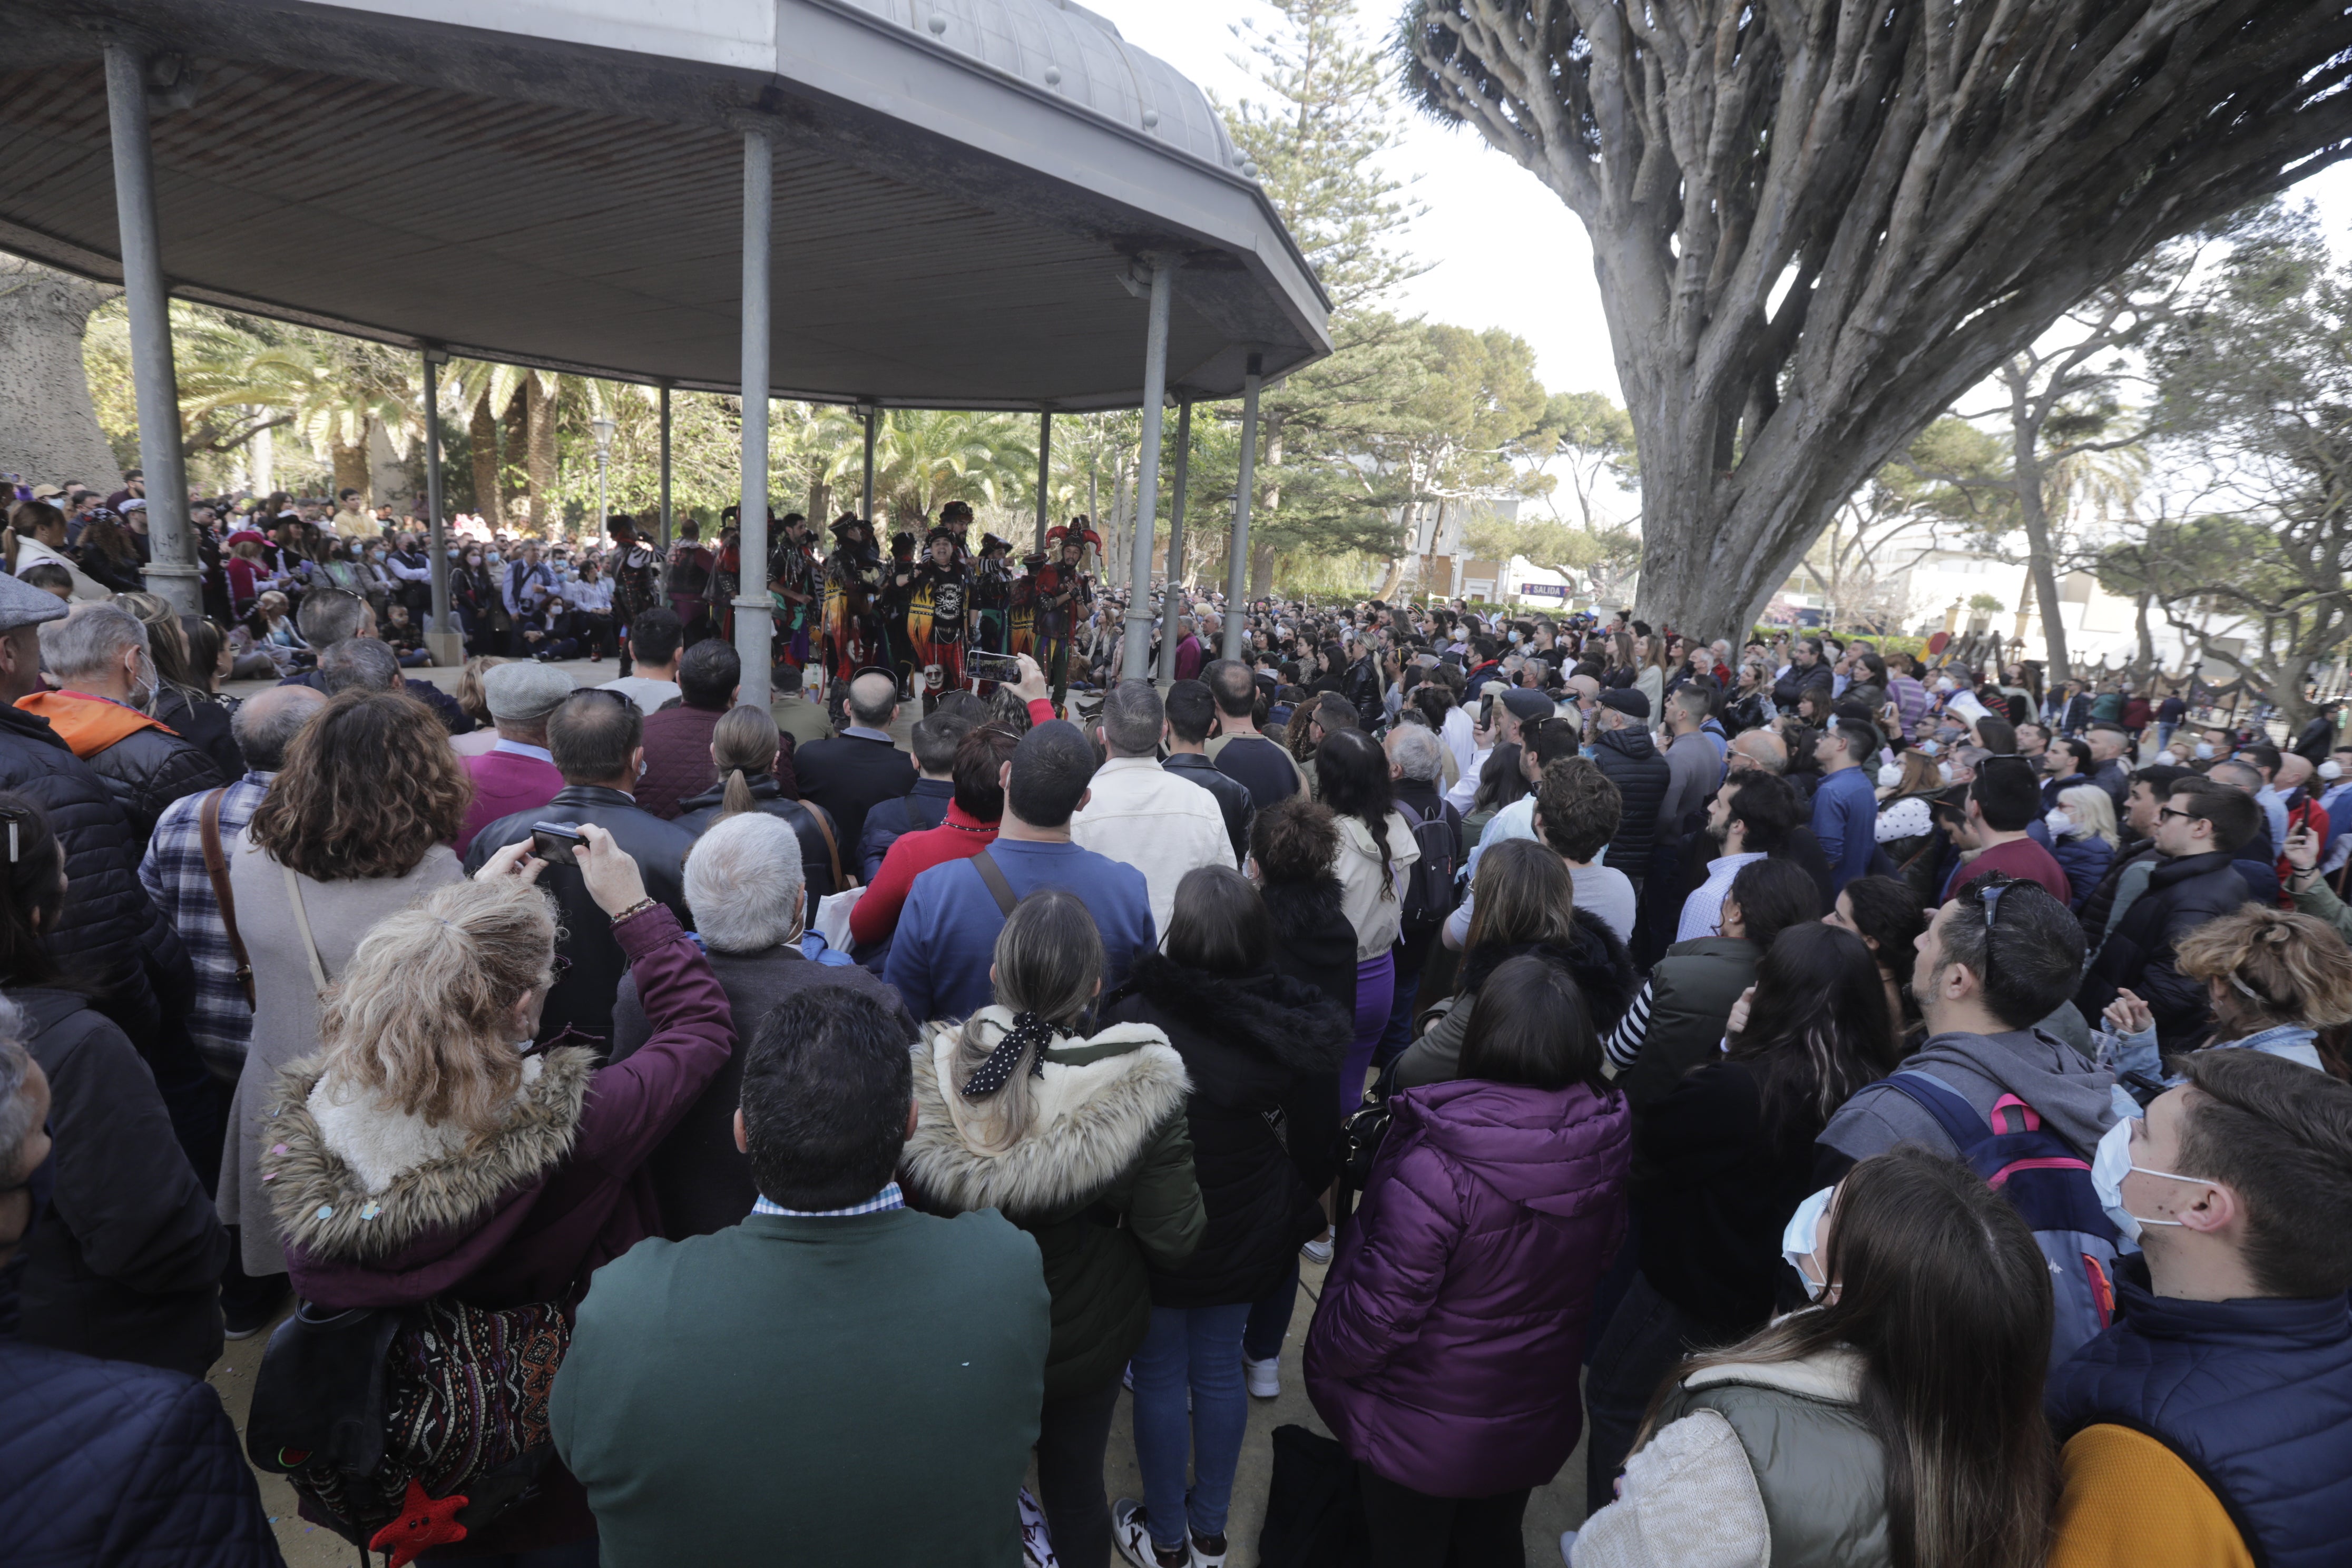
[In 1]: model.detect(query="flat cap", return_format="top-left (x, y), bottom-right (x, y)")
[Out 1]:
top-left (1599, 687), bottom-right (1651, 720)
top-left (1500, 687), bottom-right (1554, 723)
top-left (483, 660), bottom-right (575, 723)
top-left (0, 571), bottom-right (71, 633)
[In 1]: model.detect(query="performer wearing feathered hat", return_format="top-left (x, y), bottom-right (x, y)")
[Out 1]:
top-left (1032, 518), bottom-right (1100, 705)
top-left (820, 514), bottom-right (885, 679)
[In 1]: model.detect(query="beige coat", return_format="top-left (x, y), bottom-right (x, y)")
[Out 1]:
top-left (215, 827), bottom-right (464, 1273)
top-left (1334, 810), bottom-right (1421, 960)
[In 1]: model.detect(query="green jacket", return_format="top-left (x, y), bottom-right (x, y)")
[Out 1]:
top-left (900, 1010), bottom-right (1204, 1402)
top-left (1651, 1349), bottom-right (1890, 1568)
top-left (550, 1206), bottom-right (1050, 1567)
top-left (1622, 937), bottom-right (1760, 1110)
top-left (2292, 877), bottom-right (2352, 945)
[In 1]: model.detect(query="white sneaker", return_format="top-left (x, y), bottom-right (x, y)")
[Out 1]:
top-left (1112, 1500), bottom-right (1188, 1568)
top-left (1189, 1529), bottom-right (1229, 1568)
top-left (1244, 1354), bottom-right (1281, 1398)
top-left (1300, 1229), bottom-right (1335, 1265)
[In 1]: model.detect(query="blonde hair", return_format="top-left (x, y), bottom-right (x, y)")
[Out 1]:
top-left (2056, 783), bottom-right (2120, 848)
top-left (2176, 906), bottom-right (2352, 1034)
top-left (456, 656), bottom-right (511, 725)
top-left (711, 705), bottom-right (782, 818)
top-left (316, 875), bottom-right (560, 1141)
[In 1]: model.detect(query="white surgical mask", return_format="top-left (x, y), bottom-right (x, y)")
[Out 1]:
top-left (2194, 742), bottom-right (2216, 760)
top-left (2156, 751), bottom-right (2179, 767)
top-left (2091, 1117), bottom-right (2212, 1242)
top-left (1917, 738), bottom-right (1940, 757)
top-left (1937, 761), bottom-right (1956, 785)
top-left (1782, 1185), bottom-right (1836, 1300)
top-left (2045, 807), bottom-right (2075, 838)
top-left (1877, 762), bottom-right (1904, 788)
top-left (1935, 677), bottom-right (1956, 694)
top-left (2324, 760), bottom-right (2345, 782)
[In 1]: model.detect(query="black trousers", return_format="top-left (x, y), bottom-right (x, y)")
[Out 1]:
top-left (1036, 1374), bottom-right (1123, 1568)
top-left (1583, 1270), bottom-right (1711, 1514)
top-left (1357, 1464), bottom-right (1529, 1568)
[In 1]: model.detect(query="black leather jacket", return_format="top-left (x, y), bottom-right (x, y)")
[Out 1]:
top-left (463, 785), bottom-right (697, 1050)
top-left (1164, 752), bottom-right (1255, 866)
top-left (675, 775), bottom-right (844, 919)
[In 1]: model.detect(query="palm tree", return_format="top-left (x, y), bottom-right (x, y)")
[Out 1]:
top-left (834, 409), bottom-right (1036, 528)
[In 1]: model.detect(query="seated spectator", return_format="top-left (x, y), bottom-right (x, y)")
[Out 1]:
top-left (267, 827), bottom-right (731, 1559)
top-left (636, 639), bottom-right (752, 819)
top-left (279, 586), bottom-right (474, 733)
top-left (1072, 680), bottom-right (1236, 933)
top-left (2047, 781), bottom-right (2120, 910)
top-left (0, 1017), bottom-right (278, 1565)
top-left (2078, 776), bottom-right (2261, 1053)
top-left (18, 603), bottom-right (226, 842)
top-left (596, 607), bottom-right (684, 711)
top-left (2045, 1051), bottom-right (2352, 1568)
top-left (850, 723), bottom-right (1017, 954)
top-left (901, 890), bottom-right (1204, 1568)
top-left (885, 721), bottom-right (1152, 1022)
top-left (456, 660), bottom-right (573, 856)
top-left (1312, 953), bottom-right (1630, 1565)
top-left (1584, 922), bottom-right (1899, 1504)
top-left (1395, 838), bottom-right (1634, 1090)
top-left (855, 708), bottom-right (967, 878)
top-left (1941, 756), bottom-right (2072, 905)
top-left (1677, 772), bottom-right (1801, 942)
top-left (1573, 1148), bottom-right (2056, 1568)
top-left (1607, 858), bottom-right (1820, 1109)
top-left (115, 590), bottom-right (244, 780)
top-left (0, 802), bottom-right (228, 1378)
top-left (1105, 866), bottom-right (1349, 1568)
top-left (611, 812), bottom-right (911, 1239)
top-left (675, 707), bottom-right (842, 915)
top-left (464, 690), bottom-right (697, 1044)
top-left (551, 983), bottom-right (1051, 1565)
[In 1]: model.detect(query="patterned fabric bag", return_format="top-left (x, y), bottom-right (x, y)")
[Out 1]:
top-left (250, 1296), bottom-right (572, 1555)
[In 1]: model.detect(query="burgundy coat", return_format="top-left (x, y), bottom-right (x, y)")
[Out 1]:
top-left (457, 746), bottom-right (565, 857)
top-left (1305, 1075), bottom-right (1630, 1497)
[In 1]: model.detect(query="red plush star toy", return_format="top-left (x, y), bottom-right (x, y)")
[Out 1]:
top-left (369, 1478), bottom-right (468, 1568)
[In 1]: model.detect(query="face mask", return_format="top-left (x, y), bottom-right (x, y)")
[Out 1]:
top-left (2045, 807), bottom-right (2074, 838)
top-left (1916, 738), bottom-right (1939, 757)
top-left (1937, 761), bottom-right (1956, 785)
top-left (1935, 677), bottom-right (1956, 693)
top-left (1507, 631), bottom-right (1522, 644)
top-left (2091, 1117), bottom-right (2213, 1242)
top-left (2324, 761), bottom-right (2345, 782)
top-left (2155, 751), bottom-right (2179, 767)
top-left (1877, 762), bottom-right (1904, 788)
top-left (1782, 1184), bottom-right (1836, 1300)
top-left (2193, 742), bottom-right (2216, 760)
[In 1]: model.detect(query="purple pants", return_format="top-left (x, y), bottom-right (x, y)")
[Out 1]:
top-left (1342, 950), bottom-right (1395, 1115)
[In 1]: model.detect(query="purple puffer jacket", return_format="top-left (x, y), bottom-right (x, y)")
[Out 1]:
top-left (1305, 1075), bottom-right (1630, 1497)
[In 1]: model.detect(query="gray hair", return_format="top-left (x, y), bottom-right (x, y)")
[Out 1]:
top-left (39, 603), bottom-right (149, 683)
top-left (317, 636), bottom-right (401, 695)
top-left (684, 813), bottom-right (806, 954)
top-left (1386, 723), bottom-right (1445, 783)
top-left (0, 999), bottom-right (38, 1182)
top-left (1100, 679), bottom-right (1163, 758)
top-left (230, 684), bottom-right (326, 771)
top-left (297, 588), bottom-right (370, 647)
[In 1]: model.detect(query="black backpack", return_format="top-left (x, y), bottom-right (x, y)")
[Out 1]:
top-left (1394, 797), bottom-right (1462, 937)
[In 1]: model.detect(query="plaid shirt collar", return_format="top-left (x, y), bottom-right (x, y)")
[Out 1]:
top-left (751, 1182), bottom-right (904, 1219)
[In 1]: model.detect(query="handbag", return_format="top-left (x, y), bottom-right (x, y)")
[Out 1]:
top-left (1256, 1424), bottom-right (1370, 1568)
top-left (199, 788), bottom-right (255, 1011)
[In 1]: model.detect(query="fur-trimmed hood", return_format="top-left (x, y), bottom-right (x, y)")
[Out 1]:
top-left (901, 1007), bottom-right (1190, 1221)
top-left (1115, 952), bottom-right (1351, 1077)
top-left (263, 1048), bottom-right (595, 1263)
top-left (1457, 912), bottom-right (1639, 1036)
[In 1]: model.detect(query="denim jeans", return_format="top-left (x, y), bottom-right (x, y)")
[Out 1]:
top-left (1130, 1302), bottom-right (1255, 1548)
top-left (1583, 1271), bottom-right (1711, 1516)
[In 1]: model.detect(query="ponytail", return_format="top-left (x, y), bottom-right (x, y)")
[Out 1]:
top-left (720, 767), bottom-right (757, 819)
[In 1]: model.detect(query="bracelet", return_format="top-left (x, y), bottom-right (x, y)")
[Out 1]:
top-left (609, 896), bottom-right (660, 925)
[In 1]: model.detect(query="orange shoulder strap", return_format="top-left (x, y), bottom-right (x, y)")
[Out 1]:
top-left (2050, 1423), bottom-right (2254, 1568)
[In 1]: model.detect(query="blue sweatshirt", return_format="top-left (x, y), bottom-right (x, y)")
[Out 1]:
top-left (883, 837), bottom-right (1154, 1023)
top-left (1811, 764), bottom-right (1880, 892)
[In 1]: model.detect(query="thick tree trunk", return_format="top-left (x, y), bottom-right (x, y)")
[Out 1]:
top-left (524, 375), bottom-right (559, 536)
top-left (331, 440), bottom-right (369, 507)
top-left (2135, 587), bottom-right (2158, 677)
top-left (2009, 380), bottom-right (2072, 677)
top-left (1249, 541), bottom-right (1277, 600)
top-left (1249, 416), bottom-right (1284, 601)
top-left (250, 419), bottom-right (275, 495)
top-left (1374, 558), bottom-right (1406, 601)
top-left (367, 417), bottom-right (415, 518)
top-left (0, 257), bottom-right (124, 488)
top-left (500, 386), bottom-right (528, 526)
top-left (469, 393), bottom-right (503, 531)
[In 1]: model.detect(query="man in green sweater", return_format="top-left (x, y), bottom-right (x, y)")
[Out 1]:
top-left (550, 986), bottom-right (1051, 1565)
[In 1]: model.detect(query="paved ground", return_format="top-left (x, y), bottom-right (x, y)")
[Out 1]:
top-left (212, 652), bottom-right (1589, 1565)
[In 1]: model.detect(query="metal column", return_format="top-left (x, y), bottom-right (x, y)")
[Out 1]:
top-left (1121, 261), bottom-right (1174, 683)
top-left (734, 129), bottom-right (774, 709)
top-left (1155, 399), bottom-right (1191, 684)
top-left (103, 45), bottom-right (198, 615)
top-left (423, 349), bottom-right (459, 664)
top-left (860, 403), bottom-right (878, 521)
top-left (658, 384), bottom-right (673, 553)
top-left (1034, 410), bottom-right (1053, 552)
top-left (1221, 355), bottom-right (1263, 662)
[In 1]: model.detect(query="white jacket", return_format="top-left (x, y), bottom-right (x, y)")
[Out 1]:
top-left (1333, 809), bottom-right (1421, 959)
top-left (1070, 756), bottom-right (1236, 935)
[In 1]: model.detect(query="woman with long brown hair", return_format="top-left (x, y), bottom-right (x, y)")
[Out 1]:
top-left (215, 689), bottom-right (474, 1281)
top-left (1572, 1147), bottom-right (2058, 1568)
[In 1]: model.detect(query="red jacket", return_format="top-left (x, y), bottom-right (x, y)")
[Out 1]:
top-left (850, 802), bottom-right (999, 949)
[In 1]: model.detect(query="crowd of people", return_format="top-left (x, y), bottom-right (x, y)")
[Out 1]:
top-left (0, 470), bottom-right (2348, 1568)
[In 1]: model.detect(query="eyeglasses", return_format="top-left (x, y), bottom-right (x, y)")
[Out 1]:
top-left (2157, 806), bottom-right (2193, 824)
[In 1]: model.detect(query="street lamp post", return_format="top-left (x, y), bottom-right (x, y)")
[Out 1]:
top-left (590, 413), bottom-right (616, 546)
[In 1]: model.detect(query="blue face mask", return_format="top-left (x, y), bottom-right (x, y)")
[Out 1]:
top-left (2091, 1116), bottom-right (2213, 1242)
top-left (1782, 1184), bottom-right (1836, 1299)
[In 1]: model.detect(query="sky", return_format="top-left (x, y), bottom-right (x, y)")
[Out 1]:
top-left (1085, 0), bottom-right (2352, 403)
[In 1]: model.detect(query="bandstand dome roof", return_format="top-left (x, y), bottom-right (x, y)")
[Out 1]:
top-left (0, 0), bottom-right (1330, 409)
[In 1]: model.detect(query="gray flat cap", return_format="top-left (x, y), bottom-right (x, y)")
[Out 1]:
top-left (0, 572), bottom-right (72, 633)
top-left (483, 660), bottom-right (575, 723)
